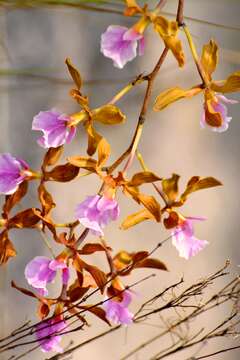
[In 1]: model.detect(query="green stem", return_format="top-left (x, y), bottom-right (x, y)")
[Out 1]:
top-left (109, 75), bottom-right (144, 105)
top-left (183, 25), bottom-right (209, 86)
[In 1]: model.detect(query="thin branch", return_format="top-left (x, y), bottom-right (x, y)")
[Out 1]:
top-left (176, 0), bottom-right (184, 25)
top-left (195, 345), bottom-right (240, 360)
top-left (107, 47), bottom-right (169, 174)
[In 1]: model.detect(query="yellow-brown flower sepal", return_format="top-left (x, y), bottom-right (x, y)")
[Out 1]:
top-left (153, 16), bottom-right (185, 67)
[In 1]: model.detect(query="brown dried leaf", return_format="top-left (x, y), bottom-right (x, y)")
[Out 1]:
top-left (67, 280), bottom-right (90, 302)
top-left (134, 258), bottom-right (168, 271)
top-left (211, 71), bottom-right (240, 93)
top-left (114, 250), bottom-right (167, 274)
top-left (82, 274), bottom-right (98, 288)
top-left (32, 209), bottom-right (57, 240)
top-left (77, 271), bottom-right (84, 288)
top-left (162, 174), bottom-right (180, 202)
top-left (113, 250), bottom-right (133, 271)
top-left (154, 16), bottom-right (185, 67)
top-left (179, 176), bottom-right (222, 204)
top-left (73, 255), bottom-right (107, 293)
top-left (0, 231), bottom-right (16, 265)
top-left (92, 105), bottom-right (126, 125)
top-left (42, 146), bottom-right (63, 169)
top-left (201, 39), bottom-right (219, 78)
top-left (73, 255), bottom-right (84, 273)
top-left (11, 281), bottom-right (39, 299)
top-left (3, 181), bottom-right (28, 217)
top-left (83, 263), bottom-right (107, 294)
top-left (128, 171), bottom-right (161, 186)
top-left (85, 122), bottom-right (102, 156)
top-left (120, 208), bottom-right (154, 230)
top-left (97, 137), bottom-right (111, 168)
top-left (125, 186), bottom-right (161, 222)
top-left (131, 251), bottom-right (149, 263)
top-left (46, 163), bottom-right (79, 182)
top-left (38, 183), bottom-right (56, 215)
top-left (67, 306), bottom-right (89, 325)
top-left (78, 242), bottom-right (111, 255)
top-left (67, 156), bottom-right (97, 171)
top-left (8, 208), bottom-right (40, 229)
top-left (80, 305), bottom-right (111, 326)
top-left (113, 250), bottom-right (148, 275)
top-left (68, 287), bottom-right (89, 303)
top-left (154, 86), bottom-right (202, 111)
top-left (65, 57), bottom-right (82, 90)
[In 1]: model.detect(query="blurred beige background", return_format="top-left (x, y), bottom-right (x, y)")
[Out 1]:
top-left (0, 0), bottom-right (240, 359)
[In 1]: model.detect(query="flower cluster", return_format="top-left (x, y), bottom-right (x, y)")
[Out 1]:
top-left (154, 39), bottom-right (239, 132)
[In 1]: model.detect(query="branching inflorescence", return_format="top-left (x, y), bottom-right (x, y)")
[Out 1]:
top-left (0, 0), bottom-right (240, 359)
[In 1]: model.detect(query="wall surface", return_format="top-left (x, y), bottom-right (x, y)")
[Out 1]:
top-left (0, 0), bottom-right (240, 359)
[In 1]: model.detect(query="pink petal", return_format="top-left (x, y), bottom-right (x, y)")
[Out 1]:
top-left (123, 28), bottom-right (142, 41)
top-left (100, 25), bottom-right (138, 69)
top-left (47, 127), bottom-right (69, 148)
top-left (216, 94), bottom-right (238, 105)
top-left (121, 290), bottom-right (132, 307)
top-left (172, 218), bottom-right (208, 260)
top-left (0, 153), bottom-right (29, 195)
top-left (79, 217), bottom-right (104, 236)
top-left (66, 126), bottom-right (77, 144)
top-left (138, 36), bottom-right (145, 56)
top-left (186, 216), bottom-right (207, 222)
top-left (49, 260), bottom-right (67, 271)
top-left (32, 109), bottom-right (66, 131)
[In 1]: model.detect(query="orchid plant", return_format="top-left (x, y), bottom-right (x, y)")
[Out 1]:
top-left (0, 0), bottom-right (240, 359)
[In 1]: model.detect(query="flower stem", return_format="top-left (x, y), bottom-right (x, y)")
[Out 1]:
top-left (136, 150), bottom-right (149, 171)
top-left (136, 151), bottom-right (169, 206)
top-left (176, 0), bottom-right (184, 25)
top-left (121, 46), bottom-right (169, 175)
top-left (24, 170), bottom-right (42, 180)
top-left (100, 238), bottom-right (116, 275)
top-left (54, 220), bottom-right (79, 229)
top-left (182, 25), bottom-right (209, 85)
top-left (109, 74), bottom-right (144, 105)
top-left (122, 123), bottom-right (143, 174)
top-left (107, 47), bottom-right (169, 175)
top-left (75, 228), bottom-right (89, 247)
